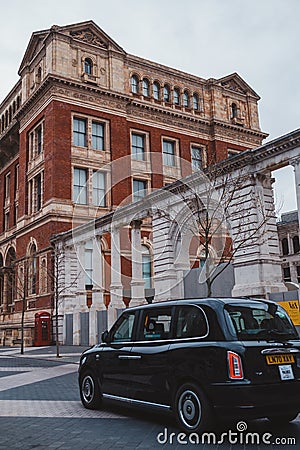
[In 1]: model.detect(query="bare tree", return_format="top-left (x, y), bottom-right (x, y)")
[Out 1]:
top-left (158, 164), bottom-right (277, 297)
top-left (48, 243), bottom-right (79, 357)
top-left (4, 257), bottom-right (29, 354)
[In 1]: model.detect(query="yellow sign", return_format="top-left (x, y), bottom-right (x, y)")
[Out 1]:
top-left (278, 300), bottom-right (300, 326)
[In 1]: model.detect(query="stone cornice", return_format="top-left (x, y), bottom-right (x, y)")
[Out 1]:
top-left (16, 74), bottom-right (265, 143)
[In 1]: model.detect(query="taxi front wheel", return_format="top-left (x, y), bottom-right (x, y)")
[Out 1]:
top-left (80, 371), bottom-right (102, 410)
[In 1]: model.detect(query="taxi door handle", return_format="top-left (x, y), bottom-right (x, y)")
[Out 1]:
top-left (118, 355), bottom-right (142, 360)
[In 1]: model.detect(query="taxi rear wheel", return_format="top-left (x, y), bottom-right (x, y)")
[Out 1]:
top-left (80, 370), bottom-right (102, 410)
top-left (174, 383), bottom-right (212, 433)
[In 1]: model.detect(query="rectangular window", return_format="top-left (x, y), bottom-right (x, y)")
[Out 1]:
top-left (92, 121), bottom-right (104, 150)
top-left (36, 173), bottom-right (42, 211)
top-left (283, 267), bottom-right (291, 282)
top-left (142, 254), bottom-right (151, 289)
top-left (15, 165), bottom-right (19, 193)
top-left (36, 125), bottom-right (42, 154)
top-left (29, 122), bottom-right (43, 159)
top-left (297, 266), bottom-right (300, 283)
top-left (133, 179), bottom-right (147, 202)
top-left (191, 146), bottom-right (202, 171)
top-left (92, 171), bottom-right (106, 207)
top-left (5, 173), bottom-right (10, 199)
top-left (73, 118), bottom-right (86, 147)
top-left (73, 168), bottom-right (87, 204)
top-left (4, 212), bottom-right (9, 231)
top-left (163, 140), bottom-right (175, 166)
top-left (131, 133), bottom-right (145, 161)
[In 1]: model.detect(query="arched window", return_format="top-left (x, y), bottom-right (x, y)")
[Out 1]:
top-left (142, 245), bottom-right (152, 289)
top-left (142, 79), bottom-right (149, 97)
top-left (173, 88), bottom-right (180, 105)
top-left (163, 84), bottom-right (170, 102)
top-left (29, 243), bottom-right (37, 295)
top-left (231, 102), bottom-right (238, 119)
top-left (293, 235), bottom-right (300, 253)
top-left (183, 91), bottom-right (189, 108)
top-left (193, 93), bottom-right (199, 110)
top-left (84, 58), bottom-right (93, 75)
top-left (131, 75), bottom-right (139, 94)
top-left (282, 238), bottom-right (289, 256)
top-left (153, 81), bottom-right (160, 100)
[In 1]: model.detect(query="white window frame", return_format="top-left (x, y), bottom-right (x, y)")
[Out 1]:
top-left (29, 121), bottom-right (44, 160)
top-left (191, 145), bottom-right (205, 171)
top-left (92, 171), bottom-right (106, 207)
top-left (132, 179), bottom-right (148, 202)
top-left (73, 167), bottom-right (88, 204)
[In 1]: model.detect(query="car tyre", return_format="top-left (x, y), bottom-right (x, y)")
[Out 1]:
top-left (80, 371), bottom-right (102, 410)
top-left (267, 412), bottom-right (298, 424)
top-left (174, 383), bottom-right (212, 433)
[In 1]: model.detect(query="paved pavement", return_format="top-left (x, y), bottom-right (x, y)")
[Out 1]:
top-left (0, 345), bottom-right (300, 449)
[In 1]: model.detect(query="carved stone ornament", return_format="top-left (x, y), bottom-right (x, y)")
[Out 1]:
top-left (70, 29), bottom-right (108, 48)
top-left (221, 80), bottom-right (245, 94)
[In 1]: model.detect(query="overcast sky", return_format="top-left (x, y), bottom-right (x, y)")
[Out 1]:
top-left (0, 0), bottom-right (299, 214)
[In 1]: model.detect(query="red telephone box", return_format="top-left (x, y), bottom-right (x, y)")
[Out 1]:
top-left (34, 311), bottom-right (51, 346)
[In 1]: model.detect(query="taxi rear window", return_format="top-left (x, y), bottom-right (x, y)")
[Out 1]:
top-left (224, 302), bottom-right (298, 341)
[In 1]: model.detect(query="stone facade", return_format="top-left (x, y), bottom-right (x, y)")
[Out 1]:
top-left (0, 20), bottom-right (267, 346)
top-left (277, 211), bottom-right (300, 285)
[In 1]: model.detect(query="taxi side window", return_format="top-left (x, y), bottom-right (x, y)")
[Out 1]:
top-left (176, 305), bottom-right (208, 339)
top-left (141, 308), bottom-right (172, 340)
top-left (110, 312), bottom-right (136, 342)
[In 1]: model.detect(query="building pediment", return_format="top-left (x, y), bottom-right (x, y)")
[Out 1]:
top-left (18, 20), bottom-right (125, 75)
top-left (217, 73), bottom-right (260, 99)
top-left (64, 21), bottom-right (125, 53)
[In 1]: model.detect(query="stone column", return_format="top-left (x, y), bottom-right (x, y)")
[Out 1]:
top-left (152, 211), bottom-right (178, 301)
top-left (231, 171), bottom-right (286, 297)
top-left (130, 220), bottom-right (146, 307)
top-left (173, 231), bottom-right (193, 299)
top-left (90, 236), bottom-right (105, 345)
top-left (109, 227), bottom-right (124, 328)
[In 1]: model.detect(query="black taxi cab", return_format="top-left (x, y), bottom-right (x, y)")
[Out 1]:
top-left (78, 298), bottom-right (300, 432)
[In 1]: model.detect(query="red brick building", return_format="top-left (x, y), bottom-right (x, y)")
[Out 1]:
top-left (0, 21), bottom-right (267, 345)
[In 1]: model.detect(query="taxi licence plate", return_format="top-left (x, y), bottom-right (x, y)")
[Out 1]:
top-left (266, 354), bottom-right (295, 365)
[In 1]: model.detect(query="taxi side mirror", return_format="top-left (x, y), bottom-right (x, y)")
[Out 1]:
top-left (101, 330), bottom-right (110, 343)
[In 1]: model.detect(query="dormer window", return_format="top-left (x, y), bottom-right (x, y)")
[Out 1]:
top-left (131, 75), bottom-right (139, 94)
top-left (183, 91), bottom-right (189, 108)
top-left (193, 93), bottom-right (199, 110)
top-left (163, 85), bottom-right (170, 102)
top-left (142, 79), bottom-right (149, 97)
top-left (84, 58), bottom-right (93, 75)
top-left (153, 81), bottom-right (160, 100)
top-left (173, 88), bottom-right (180, 105)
